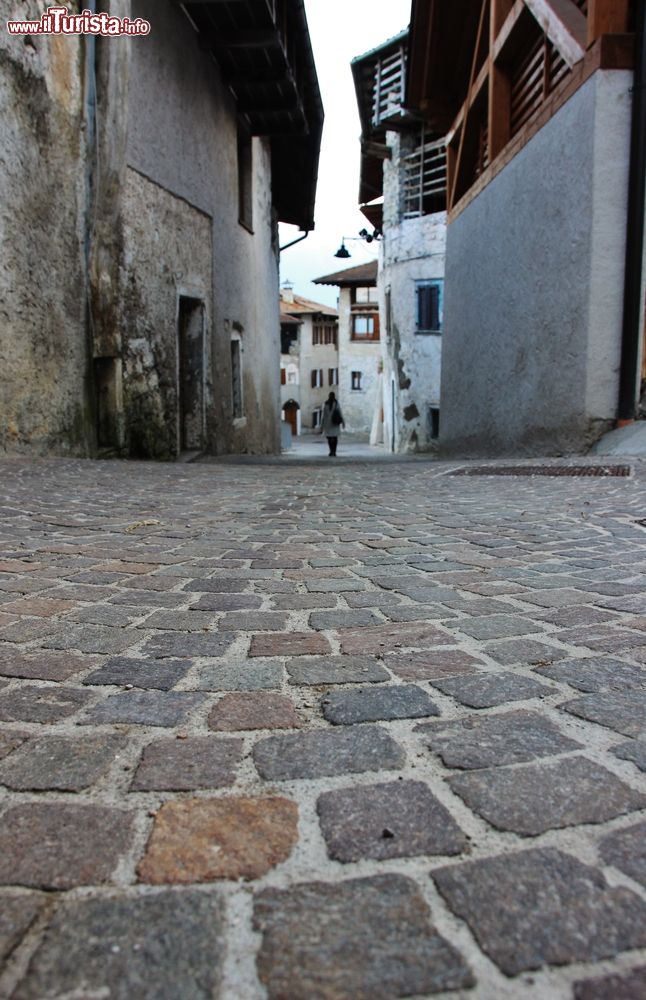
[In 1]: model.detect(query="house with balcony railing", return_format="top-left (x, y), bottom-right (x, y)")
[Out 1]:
top-left (351, 30), bottom-right (447, 453)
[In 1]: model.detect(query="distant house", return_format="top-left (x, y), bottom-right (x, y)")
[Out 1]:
top-left (0, 0), bottom-right (322, 458)
top-left (352, 30), bottom-right (447, 452)
top-left (279, 287), bottom-right (339, 432)
top-left (406, 0), bottom-right (643, 456)
top-left (313, 261), bottom-right (381, 437)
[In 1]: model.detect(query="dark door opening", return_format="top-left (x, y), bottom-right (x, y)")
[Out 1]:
top-left (283, 399), bottom-right (299, 435)
top-left (178, 297), bottom-right (204, 451)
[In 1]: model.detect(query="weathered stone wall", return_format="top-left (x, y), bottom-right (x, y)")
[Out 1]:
top-left (0, 1), bottom-right (91, 454)
top-left (121, 168), bottom-right (213, 457)
top-left (440, 71), bottom-right (632, 457)
top-left (297, 316), bottom-right (338, 429)
top-left (125, 0), bottom-right (281, 455)
top-left (337, 288), bottom-right (381, 435)
top-left (380, 133), bottom-right (447, 452)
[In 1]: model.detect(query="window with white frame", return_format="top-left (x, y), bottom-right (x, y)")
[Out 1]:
top-left (416, 279), bottom-right (443, 334)
top-left (310, 368), bottom-right (323, 388)
top-left (328, 368), bottom-right (338, 386)
top-left (351, 371), bottom-right (363, 391)
top-left (312, 408), bottom-right (322, 428)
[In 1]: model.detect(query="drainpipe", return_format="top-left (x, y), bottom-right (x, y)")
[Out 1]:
top-left (618, 1), bottom-right (646, 422)
top-left (280, 230), bottom-right (310, 253)
top-left (84, 0), bottom-right (99, 454)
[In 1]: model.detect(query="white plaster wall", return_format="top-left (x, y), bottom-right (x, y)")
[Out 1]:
top-left (127, 0), bottom-right (281, 455)
top-left (337, 288), bottom-right (381, 434)
top-left (440, 70), bottom-right (632, 457)
top-left (380, 210), bottom-right (447, 453)
top-left (298, 315), bottom-right (339, 428)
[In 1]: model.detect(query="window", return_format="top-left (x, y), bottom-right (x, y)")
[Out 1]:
top-left (280, 368), bottom-right (287, 386)
top-left (353, 287), bottom-right (376, 305)
top-left (237, 123), bottom-right (253, 231)
top-left (351, 371), bottom-right (362, 391)
top-left (402, 126), bottom-right (447, 219)
top-left (312, 408), bottom-right (322, 428)
top-left (385, 288), bottom-right (392, 341)
top-left (328, 368), bottom-right (338, 386)
top-left (287, 366), bottom-right (298, 385)
top-left (352, 314), bottom-right (380, 341)
top-left (313, 321), bottom-right (337, 346)
top-left (416, 279), bottom-right (443, 334)
top-left (429, 406), bottom-right (440, 440)
top-left (231, 337), bottom-right (243, 418)
top-left (310, 369), bottom-right (323, 388)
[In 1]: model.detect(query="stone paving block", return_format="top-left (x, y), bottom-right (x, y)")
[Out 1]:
top-left (447, 614), bottom-right (544, 641)
top-left (208, 692), bottom-right (300, 731)
top-left (481, 638), bottom-right (566, 665)
top-left (304, 579), bottom-right (368, 594)
top-left (449, 756), bottom-right (646, 835)
top-left (383, 606), bottom-right (459, 624)
top-left (131, 736), bottom-right (243, 791)
top-left (0, 803), bottom-right (136, 888)
top-left (110, 590), bottom-right (188, 608)
top-left (253, 726), bottom-right (405, 781)
top-left (42, 625), bottom-right (137, 655)
top-left (527, 606), bottom-right (619, 628)
top-left (138, 611), bottom-right (217, 631)
top-left (0, 733), bottom-right (126, 791)
top-left (0, 650), bottom-right (91, 681)
top-left (515, 588), bottom-right (590, 608)
top-left (385, 649), bottom-right (483, 681)
top-left (0, 597), bottom-right (77, 617)
top-left (0, 620), bottom-right (53, 642)
top-left (0, 894), bottom-right (45, 964)
top-left (47, 585), bottom-right (114, 602)
top-left (597, 595), bottom-right (646, 614)
top-left (430, 670), bottom-right (553, 709)
top-left (433, 847), bottom-right (646, 975)
top-left (0, 729), bottom-right (29, 759)
top-left (613, 739), bottom-right (646, 772)
top-left (554, 625), bottom-right (646, 654)
top-left (344, 592), bottom-right (402, 608)
top-left (437, 597), bottom-right (517, 617)
top-left (81, 691), bottom-right (205, 727)
top-left (12, 890), bottom-right (225, 1000)
top-left (122, 576), bottom-right (180, 592)
top-left (192, 660), bottom-right (283, 691)
top-left (218, 611), bottom-right (288, 631)
top-left (417, 709), bottom-right (582, 769)
top-left (84, 656), bottom-right (192, 691)
top-left (536, 656), bottom-right (646, 692)
top-left (322, 684), bottom-right (439, 725)
top-left (0, 686), bottom-right (93, 723)
top-left (573, 966), bottom-right (646, 1000)
top-left (269, 594), bottom-right (337, 610)
top-left (599, 820), bottom-right (646, 888)
top-left (182, 578), bottom-right (250, 593)
top-left (562, 691), bottom-right (646, 738)
top-left (189, 593), bottom-right (263, 611)
top-left (64, 605), bottom-right (140, 627)
top-left (309, 609), bottom-right (382, 630)
top-left (338, 622), bottom-right (453, 655)
top-left (142, 632), bottom-right (233, 659)
top-left (286, 655), bottom-right (389, 686)
top-left (138, 796), bottom-right (298, 883)
top-left (317, 780), bottom-right (468, 862)
top-left (249, 631), bottom-right (331, 657)
top-left (253, 874), bottom-right (474, 999)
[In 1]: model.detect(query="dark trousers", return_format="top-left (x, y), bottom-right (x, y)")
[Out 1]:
top-left (326, 436), bottom-right (338, 456)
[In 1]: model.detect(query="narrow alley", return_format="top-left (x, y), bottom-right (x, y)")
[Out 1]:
top-left (0, 452), bottom-right (644, 999)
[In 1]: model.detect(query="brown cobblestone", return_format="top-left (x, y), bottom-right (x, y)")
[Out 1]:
top-left (249, 631), bottom-right (331, 657)
top-left (208, 692), bottom-right (300, 731)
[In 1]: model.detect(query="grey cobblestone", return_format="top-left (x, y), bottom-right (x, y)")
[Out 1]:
top-left (429, 670), bottom-right (553, 708)
top-left (321, 684), bottom-right (439, 724)
top-left (253, 726), bottom-right (405, 780)
top-left (599, 820), bottom-right (646, 888)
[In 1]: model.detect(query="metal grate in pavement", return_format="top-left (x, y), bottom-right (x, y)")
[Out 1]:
top-left (450, 465), bottom-right (632, 478)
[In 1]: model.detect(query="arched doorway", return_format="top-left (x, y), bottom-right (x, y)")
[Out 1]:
top-left (283, 399), bottom-right (300, 435)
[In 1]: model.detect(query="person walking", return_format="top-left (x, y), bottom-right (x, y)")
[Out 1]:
top-left (321, 392), bottom-right (345, 456)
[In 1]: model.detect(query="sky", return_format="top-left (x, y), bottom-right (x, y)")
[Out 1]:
top-left (278, 0), bottom-right (411, 308)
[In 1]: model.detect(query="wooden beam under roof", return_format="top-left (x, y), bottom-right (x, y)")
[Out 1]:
top-left (524, 0), bottom-right (586, 66)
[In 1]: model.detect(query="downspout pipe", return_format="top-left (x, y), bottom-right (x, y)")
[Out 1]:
top-left (280, 230), bottom-right (310, 253)
top-left (618, 1), bottom-right (646, 421)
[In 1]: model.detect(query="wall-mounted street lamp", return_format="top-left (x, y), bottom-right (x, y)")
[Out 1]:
top-left (333, 228), bottom-right (382, 258)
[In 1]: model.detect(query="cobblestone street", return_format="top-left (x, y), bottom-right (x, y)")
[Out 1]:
top-left (0, 453), bottom-right (645, 999)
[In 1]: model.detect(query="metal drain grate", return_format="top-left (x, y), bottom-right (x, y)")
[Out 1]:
top-left (450, 465), bottom-right (632, 478)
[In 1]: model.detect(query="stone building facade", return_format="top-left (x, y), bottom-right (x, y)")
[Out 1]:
top-left (279, 287), bottom-right (338, 433)
top-left (0, 0), bottom-right (322, 458)
top-left (352, 31), bottom-right (447, 453)
top-left (314, 261), bottom-right (381, 437)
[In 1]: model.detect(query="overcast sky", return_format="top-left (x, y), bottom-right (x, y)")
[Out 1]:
top-left (278, 0), bottom-right (411, 307)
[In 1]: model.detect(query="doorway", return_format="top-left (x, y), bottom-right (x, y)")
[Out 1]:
top-left (178, 297), bottom-right (204, 452)
top-left (283, 399), bottom-right (300, 435)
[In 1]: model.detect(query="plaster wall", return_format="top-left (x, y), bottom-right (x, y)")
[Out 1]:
top-left (297, 316), bottom-right (339, 428)
top-left (380, 179), bottom-right (446, 452)
top-left (336, 288), bottom-right (381, 434)
top-left (440, 70), bottom-right (632, 457)
top-left (0, 1), bottom-right (91, 454)
top-left (125, 0), bottom-right (281, 455)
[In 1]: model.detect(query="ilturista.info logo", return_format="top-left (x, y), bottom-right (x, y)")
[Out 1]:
top-left (6, 5), bottom-right (151, 36)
